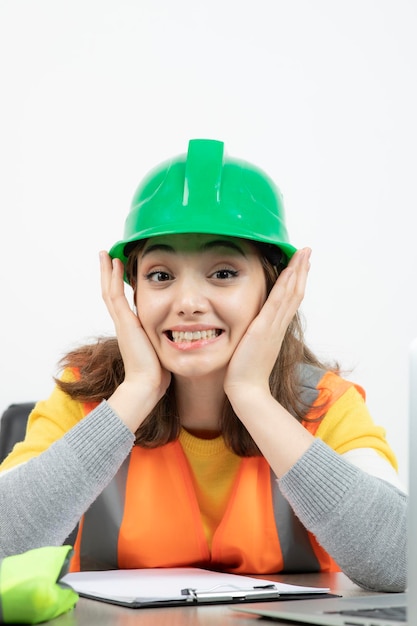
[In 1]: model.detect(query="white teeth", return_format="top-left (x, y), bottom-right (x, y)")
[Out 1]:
top-left (171, 329), bottom-right (218, 343)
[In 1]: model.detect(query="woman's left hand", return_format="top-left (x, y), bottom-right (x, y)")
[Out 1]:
top-left (224, 247), bottom-right (311, 403)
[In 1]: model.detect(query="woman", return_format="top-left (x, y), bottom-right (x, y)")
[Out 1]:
top-left (0, 138), bottom-right (406, 591)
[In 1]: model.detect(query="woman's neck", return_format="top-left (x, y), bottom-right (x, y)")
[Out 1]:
top-left (174, 374), bottom-right (226, 436)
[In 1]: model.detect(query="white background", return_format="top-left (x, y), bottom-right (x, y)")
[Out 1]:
top-left (0, 0), bottom-right (416, 484)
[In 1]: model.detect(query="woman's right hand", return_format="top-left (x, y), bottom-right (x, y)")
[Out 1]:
top-left (99, 251), bottom-right (171, 432)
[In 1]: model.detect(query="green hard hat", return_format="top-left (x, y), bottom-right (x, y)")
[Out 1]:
top-left (109, 139), bottom-right (297, 269)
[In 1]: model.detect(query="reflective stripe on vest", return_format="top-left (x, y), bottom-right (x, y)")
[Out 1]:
top-left (70, 366), bottom-right (362, 573)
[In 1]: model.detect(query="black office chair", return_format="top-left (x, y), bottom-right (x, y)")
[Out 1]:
top-left (0, 402), bottom-right (36, 463)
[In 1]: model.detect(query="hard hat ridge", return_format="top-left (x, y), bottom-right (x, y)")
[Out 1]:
top-left (183, 138), bottom-right (224, 206)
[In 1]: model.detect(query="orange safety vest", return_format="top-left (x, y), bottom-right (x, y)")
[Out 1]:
top-left (70, 368), bottom-right (364, 574)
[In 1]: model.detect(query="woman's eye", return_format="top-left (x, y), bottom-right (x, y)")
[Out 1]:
top-left (212, 269), bottom-right (238, 280)
top-left (146, 271), bottom-right (172, 282)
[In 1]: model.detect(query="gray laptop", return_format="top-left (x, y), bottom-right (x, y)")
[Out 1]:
top-left (234, 338), bottom-right (417, 625)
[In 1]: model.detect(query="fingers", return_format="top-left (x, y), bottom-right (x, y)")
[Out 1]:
top-left (264, 247), bottom-right (311, 330)
top-left (99, 251), bottom-right (134, 328)
top-left (284, 246), bottom-right (311, 304)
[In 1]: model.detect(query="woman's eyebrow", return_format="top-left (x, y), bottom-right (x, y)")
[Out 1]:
top-left (201, 240), bottom-right (247, 256)
top-left (141, 240), bottom-right (247, 257)
top-left (141, 244), bottom-right (174, 257)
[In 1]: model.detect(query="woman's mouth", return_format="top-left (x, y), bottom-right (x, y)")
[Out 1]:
top-left (166, 329), bottom-right (222, 344)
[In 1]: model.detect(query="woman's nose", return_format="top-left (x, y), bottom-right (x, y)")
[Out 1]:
top-left (174, 276), bottom-right (208, 316)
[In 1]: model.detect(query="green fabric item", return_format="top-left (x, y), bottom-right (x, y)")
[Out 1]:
top-left (0, 545), bottom-right (78, 624)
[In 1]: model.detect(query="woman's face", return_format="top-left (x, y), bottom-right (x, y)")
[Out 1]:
top-left (134, 233), bottom-right (267, 380)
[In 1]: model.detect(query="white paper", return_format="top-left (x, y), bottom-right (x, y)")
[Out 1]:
top-left (62, 567), bottom-right (330, 604)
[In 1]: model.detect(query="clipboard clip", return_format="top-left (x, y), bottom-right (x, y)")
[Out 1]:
top-left (181, 583), bottom-right (280, 603)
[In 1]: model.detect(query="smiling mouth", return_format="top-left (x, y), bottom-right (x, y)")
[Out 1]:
top-left (167, 329), bottom-right (222, 343)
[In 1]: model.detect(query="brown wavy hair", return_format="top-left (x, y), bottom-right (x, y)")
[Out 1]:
top-left (55, 240), bottom-right (334, 456)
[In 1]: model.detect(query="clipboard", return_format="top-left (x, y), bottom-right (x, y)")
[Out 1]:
top-left (61, 567), bottom-right (335, 609)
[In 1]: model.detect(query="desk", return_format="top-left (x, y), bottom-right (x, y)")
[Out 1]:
top-left (47, 572), bottom-right (382, 626)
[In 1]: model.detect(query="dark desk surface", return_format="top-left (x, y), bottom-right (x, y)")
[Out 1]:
top-left (47, 572), bottom-right (383, 626)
